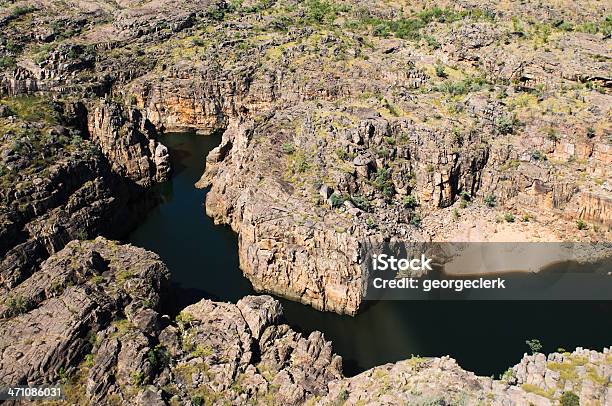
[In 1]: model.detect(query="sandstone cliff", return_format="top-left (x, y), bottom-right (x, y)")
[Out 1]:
top-left (0, 239), bottom-right (608, 406)
top-left (1, 0), bottom-right (611, 314)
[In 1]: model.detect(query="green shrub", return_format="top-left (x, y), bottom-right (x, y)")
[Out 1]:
top-left (435, 64), bottom-right (447, 78)
top-left (526, 339), bottom-right (542, 355)
top-left (206, 7), bottom-right (227, 21)
top-left (282, 142), bottom-right (295, 155)
top-left (131, 371), bottom-right (145, 386)
top-left (376, 147), bottom-right (390, 158)
top-left (435, 76), bottom-right (486, 96)
top-left (417, 7), bottom-right (462, 24)
top-left (335, 148), bottom-right (349, 160)
top-left (554, 20), bottom-right (574, 31)
top-left (350, 195), bottom-right (371, 212)
top-left (403, 194), bottom-right (418, 209)
top-left (424, 35), bottom-right (441, 49)
top-left (576, 219), bottom-right (587, 230)
top-left (410, 213), bottom-right (422, 227)
top-left (11, 6), bottom-right (35, 18)
top-left (0, 57), bottom-right (16, 69)
top-left (192, 37), bottom-right (205, 46)
top-left (304, 0), bottom-right (340, 24)
top-left (373, 168), bottom-right (394, 198)
top-left (147, 345), bottom-right (170, 370)
top-left (293, 152), bottom-right (309, 173)
top-left (364, 7), bottom-right (489, 42)
top-left (531, 150), bottom-right (545, 161)
top-left (496, 116), bottom-right (517, 134)
top-left (4, 295), bottom-right (34, 317)
top-left (6, 41), bottom-right (23, 54)
top-left (500, 368), bottom-right (514, 382)
top-left (484, 194), bottom-right (496, 208)
top-left (546, 128), bottom-right (559, 142)
top-left (504, 213), bottom-right (515, 223)
top-left (392, 18), bottom-right (426, 40)
top-left (576, 15), bottom-right (611, 37)
top-left (586, 127), bottom-right (595, 138)
top-left (559, 391), bottom-right (580, 406)
top-left (84, 354), bottom-right (95, 367)
top-left (330, 193), bottom-right (344, 208)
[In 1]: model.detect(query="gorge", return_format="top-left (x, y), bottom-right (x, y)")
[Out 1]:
top-left (128, 132), bottom-right (611, 378)
top-left (0, 0), bottom-right (610, 404)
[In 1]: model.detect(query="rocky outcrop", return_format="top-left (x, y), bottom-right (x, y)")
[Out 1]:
top-left (132, 61), bottom-right (258, 134)
top-left (198, 105), bottom-right (491, 313)
top-left (89, 100), bottom-right (170, 187)
top-left (0, 238), bottom-right (171, 386)
top-left (319, 348), bottom-right (612, 406)
top-left (0, 3), bottom-right (610, 404)
top-left (0, 239), bottom-right (343, 405)
top-left (165, 296), bottom-right (342, 405)
top-left (0, 100), bottom-right (158, 291)
top-left (3, 0), bottom-right (611, 315)
top-left (3, 238), bottom-right (608, 405)
top-left (578, 192), bottom-right (612, 226)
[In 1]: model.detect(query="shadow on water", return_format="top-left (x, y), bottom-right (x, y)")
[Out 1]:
top-left (127, 133), bottom-right (612, 378)
top-left (127, 132), bottom-right (256, 313)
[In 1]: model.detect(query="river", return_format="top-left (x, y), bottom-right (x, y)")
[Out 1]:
top-left (128, 132), bottom-right (611, 377)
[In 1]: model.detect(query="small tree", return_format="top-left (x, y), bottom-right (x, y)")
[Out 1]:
top-left (403, 194), bottom-right (418, 209)
top-left (525, 339), bottom-right (542, 355)
top-left (559, 391), bottom-right (580, 406)
top-left (330, 193), bottom-right (344, 208)
top-left (435, 64), bottom-right (447, 78)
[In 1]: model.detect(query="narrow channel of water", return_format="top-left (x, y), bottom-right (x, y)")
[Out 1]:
top-left (128, 133), bottom-right (612, 377)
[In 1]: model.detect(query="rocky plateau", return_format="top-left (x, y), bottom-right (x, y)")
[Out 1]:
top-left (0, 0), bottom-right (610, 404)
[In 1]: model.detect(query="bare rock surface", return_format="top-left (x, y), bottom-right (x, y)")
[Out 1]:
top-left (0, 1), bottom-right (610, 404)
top-left (0, 239), bottom-right (343, 405)
top-left (1, 0), bottom-right (610, 314)
top-left (0, 237), bottom-right (170, 387)
top-left (0, 239), bottom-right (608, 405)
top-left (319, 348), bottom-right (612, 406)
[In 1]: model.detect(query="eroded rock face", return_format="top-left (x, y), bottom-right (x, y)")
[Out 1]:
top-left (0, 100), bottom-right (162, 293)
top-left (0, 238), bottom-right (608, 405)
top-left (0, 238), bottom-right (170, 386)
top-left (89, 100), bottom-right (170, 187)
top-left (0, 240), bottom-right (609, 405)
top-left (0, 1), bottom-right (610, 403)
top-left (2, 0), bottom-right (610, 315)
top-left (0, 239), bottom-right (343, 405)
top-left (319, 348), bottom-right (612, 406)
top-left (167, 296), bottom-right (342, 405)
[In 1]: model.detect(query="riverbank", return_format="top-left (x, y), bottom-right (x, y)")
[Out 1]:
top-left (128, 133), bottom-right (612, 378)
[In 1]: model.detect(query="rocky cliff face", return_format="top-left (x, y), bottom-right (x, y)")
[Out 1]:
top-left (1, 0), bottom-right (610, 315)
top-left (0, 96), bottom-right (163, 293)
top-left (319, 348), bottom-right (611, 406)
top-left (88, 100), bottom-right (170, 186)
top-left (115, 0), bottom-right (612, 313)
top-left (0, 238), bottom-right (343, 405)
top-left (0, 1), bottom-right (610, 403)
top-left (0, 238), bottom-right (608, 406)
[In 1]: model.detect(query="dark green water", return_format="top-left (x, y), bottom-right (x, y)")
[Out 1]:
top-left (128, 133), bottom-right (612, 377)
